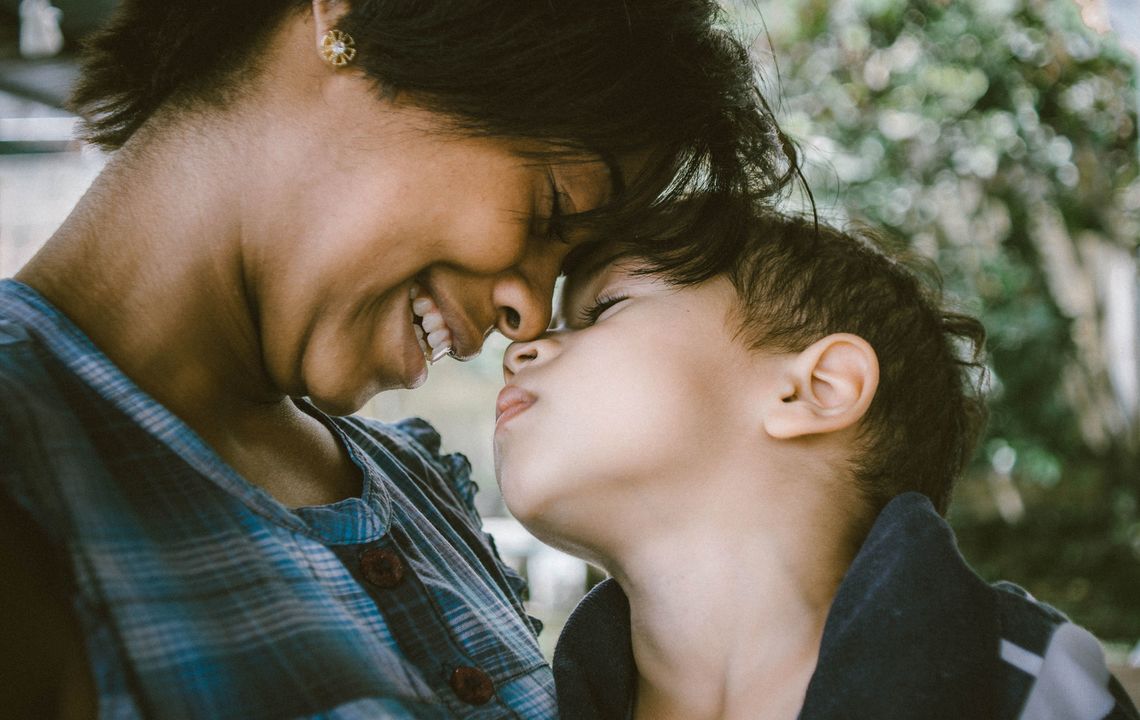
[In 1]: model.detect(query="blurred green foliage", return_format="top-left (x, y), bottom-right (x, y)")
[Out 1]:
top-left (746, 0), bottom-right (1140, 639)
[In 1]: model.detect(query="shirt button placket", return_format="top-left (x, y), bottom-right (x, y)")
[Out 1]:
top-left (359, 546), bottom-right (406, 589)
top-left (449, 665), bottom-right (495, 706)
top-left (357, 543), bottom-right (499, 713)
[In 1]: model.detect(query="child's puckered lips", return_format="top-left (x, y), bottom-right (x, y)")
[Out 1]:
top-left (495, 385), bottom-right (537, 427)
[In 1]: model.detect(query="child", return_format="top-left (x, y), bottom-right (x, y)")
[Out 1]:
top-left (492, 207), bottom-right (1139, 720)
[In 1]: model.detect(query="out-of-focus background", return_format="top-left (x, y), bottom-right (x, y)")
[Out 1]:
top-left (1, 0), bottom-right (1137, 690)
top-left (735, 0), bottom-right (1140, 694)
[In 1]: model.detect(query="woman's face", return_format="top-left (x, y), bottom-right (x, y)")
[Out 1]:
top-left (246, 96), bottom-right (615, 415)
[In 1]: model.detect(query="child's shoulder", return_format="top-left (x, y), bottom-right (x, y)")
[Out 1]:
top-left (849, 493), bottom-right (1136, 717)
top-left (990, 577), bottom-right (1137, 719)
top-left (991, 579), bottom-right (1069, 637)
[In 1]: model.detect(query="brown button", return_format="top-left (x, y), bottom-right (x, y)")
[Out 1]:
top-left (359, 547), bottom-right (405, 588)
top-left (449, 665), bottom-right (494, 705)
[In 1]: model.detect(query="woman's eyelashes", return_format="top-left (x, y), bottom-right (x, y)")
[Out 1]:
top-left (545, 174), bottom-right (568, 243)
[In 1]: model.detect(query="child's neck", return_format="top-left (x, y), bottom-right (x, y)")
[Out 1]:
top-left (609, 481), bottom-right (860, 720)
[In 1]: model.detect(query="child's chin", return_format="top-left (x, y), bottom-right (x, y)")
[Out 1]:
top-left (503, 490), bottom-right (566, 538)
top-left (499, 472), bottom-right (600, 552)
top-left (498, 469), bottom-right (544, 515)
top-left (500, 490), bottom-right (548, 530)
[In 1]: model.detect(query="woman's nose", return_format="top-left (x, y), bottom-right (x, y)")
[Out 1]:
top-left (493, 276), bottom-right (553, 341)
top-left (492, 244), bottom-right (564, 341)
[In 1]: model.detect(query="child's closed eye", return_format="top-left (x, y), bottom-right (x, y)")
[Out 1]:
top-left (576, 293), bottom-right (629, 326)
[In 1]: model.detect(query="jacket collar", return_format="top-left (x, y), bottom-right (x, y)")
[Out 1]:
top-left (553, 492), bottom-right (1001, 719)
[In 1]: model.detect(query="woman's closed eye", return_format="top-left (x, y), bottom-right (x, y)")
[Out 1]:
top-left (545, 173), bottom-right (569, 243)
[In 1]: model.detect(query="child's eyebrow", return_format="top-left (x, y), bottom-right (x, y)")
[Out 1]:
top-left (559, 265), bottom-right (610, 325)
top-left (561, 245), bottom-right (626, 311)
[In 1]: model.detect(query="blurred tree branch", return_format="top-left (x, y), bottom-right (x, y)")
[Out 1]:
top-left (746, 0), bottom-right (1140, 639)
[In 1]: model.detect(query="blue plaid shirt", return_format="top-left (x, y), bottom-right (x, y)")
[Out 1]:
top-left (0, 279), bottom-right (556, 719)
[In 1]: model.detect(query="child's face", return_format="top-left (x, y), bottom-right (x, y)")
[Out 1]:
top-left (493, 258), bottom-right (781, 554)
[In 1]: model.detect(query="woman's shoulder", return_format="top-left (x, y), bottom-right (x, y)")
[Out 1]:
top-left (0, 285), bottom-right (90, 430)
top-left (0, 317), bottom-right (85, 494)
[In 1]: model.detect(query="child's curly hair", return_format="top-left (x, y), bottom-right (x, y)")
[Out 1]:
top-left (593, 204), bottom-right (989, 516)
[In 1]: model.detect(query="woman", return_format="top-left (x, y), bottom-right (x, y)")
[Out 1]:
top-left (0, 0), bottom-right (793, 717)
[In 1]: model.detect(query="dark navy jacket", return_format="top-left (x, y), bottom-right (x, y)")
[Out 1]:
top-left (553, 493), bottom-right (1139, 720)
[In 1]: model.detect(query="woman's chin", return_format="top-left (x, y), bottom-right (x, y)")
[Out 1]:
top-left (305, 391), bottom-right (368, 418)
top-left (404, 365), bottom-right (429, 390)
top-left (303, 375), bottom-right (382, 417)
top-left (306, 359), bottom-right (431, 416)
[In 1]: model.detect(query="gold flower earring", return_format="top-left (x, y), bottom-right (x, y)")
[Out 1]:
top-left (320, 29), bottom-right (357, 67)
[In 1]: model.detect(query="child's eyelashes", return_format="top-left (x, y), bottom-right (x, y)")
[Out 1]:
top-left (576, 293), bottom-right (629, 326)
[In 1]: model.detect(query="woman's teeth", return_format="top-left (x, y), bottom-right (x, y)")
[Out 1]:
top-left (410, 284), bottom-right (452, 363)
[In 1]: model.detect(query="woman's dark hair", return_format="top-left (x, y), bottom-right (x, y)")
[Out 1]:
top-left (70, 0), bottom-right (799, 263)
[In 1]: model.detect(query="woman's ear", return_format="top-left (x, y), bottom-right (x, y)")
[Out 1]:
top-left (763, 333), bottom-right (879, 440)
top-left (311, 0), bottom-right (349, 42)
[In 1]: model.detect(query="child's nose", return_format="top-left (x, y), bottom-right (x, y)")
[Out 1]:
top-left (502, 335), bottom-right (558, 381)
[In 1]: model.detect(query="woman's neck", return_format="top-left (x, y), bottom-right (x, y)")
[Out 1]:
top-left (16, 119), bottom-right (278, 423)
top-left (15, 130), bottom-right (363, 507)
top-left (608, 480), bottom-right (859, 720)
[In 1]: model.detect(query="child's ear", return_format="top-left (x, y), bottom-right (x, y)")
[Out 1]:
top-left (763, 334), bottom-right (879, 440)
